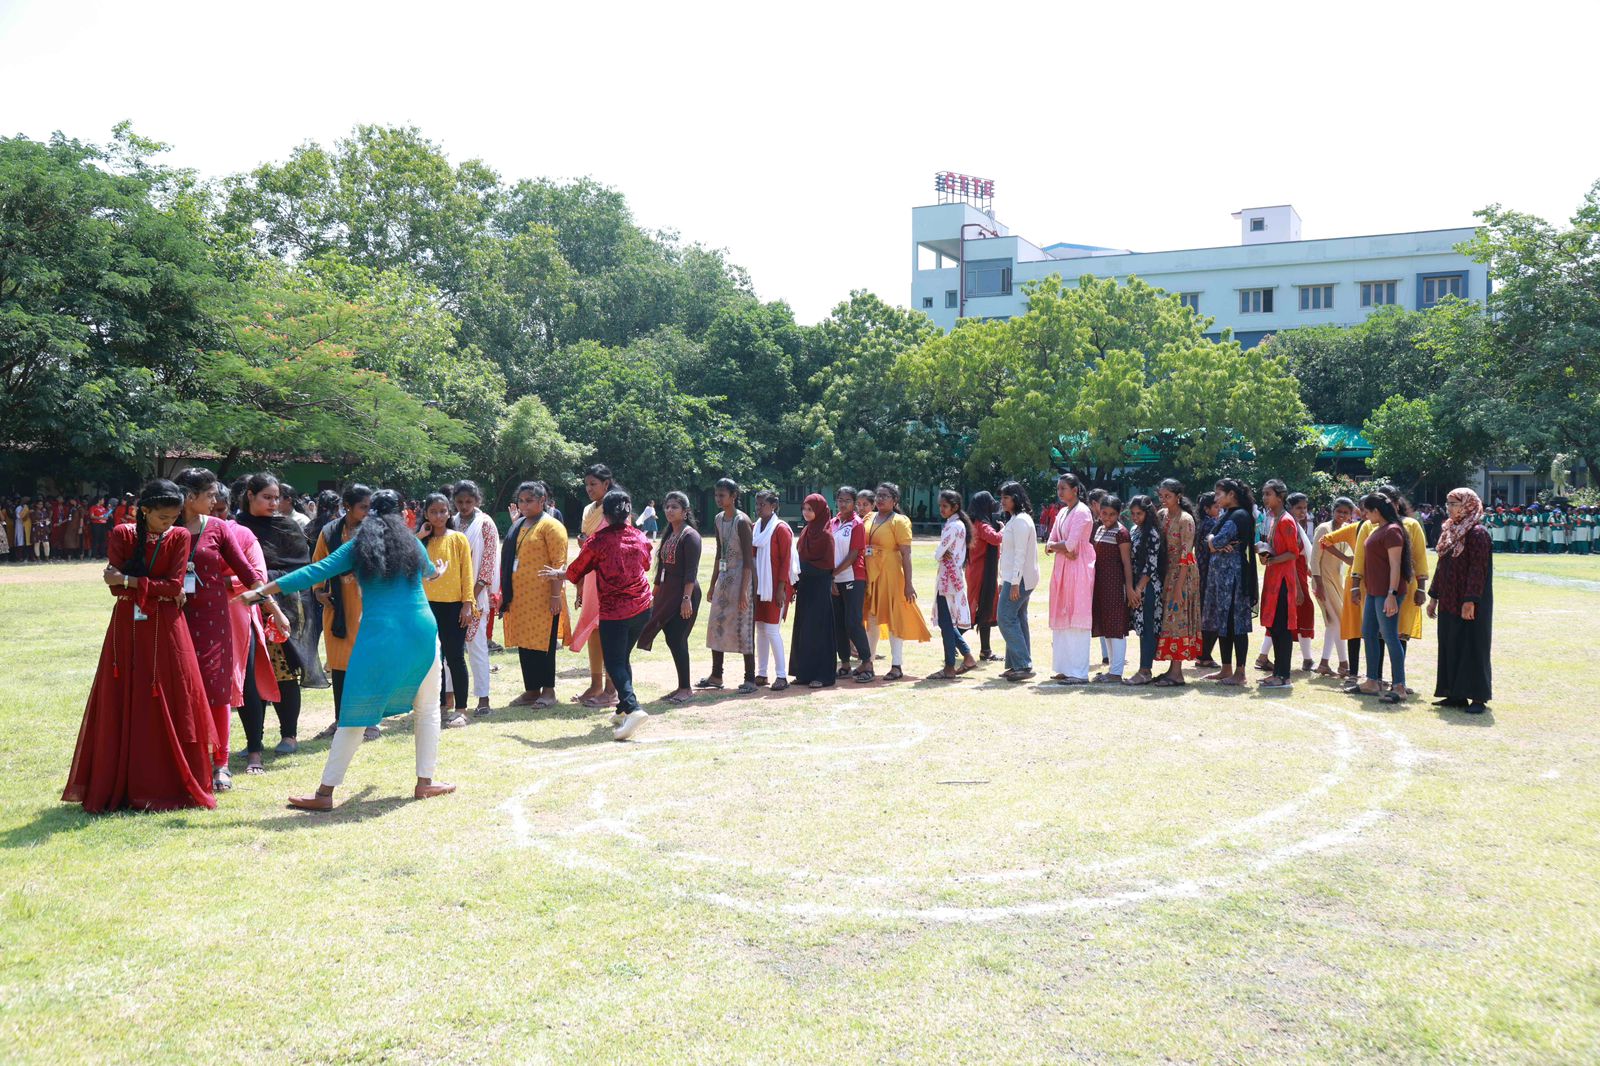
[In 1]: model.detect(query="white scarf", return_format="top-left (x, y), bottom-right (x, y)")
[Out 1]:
top-left (751, 514), bottom-right (798, 602)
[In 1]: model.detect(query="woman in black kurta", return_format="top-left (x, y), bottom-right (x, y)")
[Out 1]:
top-left (789, 494), bottom-right (838, 688)
top-left (1428, 488), bottom-right (1492, 711)
top-left (638, 491), bottom-right (703, 704)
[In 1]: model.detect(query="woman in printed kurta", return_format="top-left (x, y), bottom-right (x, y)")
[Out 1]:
top-left (243, 490), bottom-right (456, 811)
top-left (501, 481), bottom-right (572, 708)
top-left (930, 490), bottom-right (976, 678)
top-left (1201, 479), bottom-right (1258, 686)
top-left (1046, 474), bottom-right (1095, 683)
top-left (864, 482), bottom-right (930, 680)
top-left (568, 464), bottom-right (618, 707)
top-left (1155, 479), bottom-right (1201, 683)
top-left (63, 481), bottom-right (218, 814)
top-left (172, 468), bottom-right (273, 791)
top-left (1123, 497), bottom-right (1164, 686)
top-left (1428, 487), bottom-right (1492, 711)
top-left (701, 478), bottom-right (758, 692)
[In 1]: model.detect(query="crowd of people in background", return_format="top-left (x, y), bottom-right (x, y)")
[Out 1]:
top-left (41, 460), bottom-right (1509, 816)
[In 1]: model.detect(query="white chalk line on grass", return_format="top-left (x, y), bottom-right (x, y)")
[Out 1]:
top-left (498, 696), bottom-right (1424, 922)
top-left (1502, 570), bottom-right (1600, 592)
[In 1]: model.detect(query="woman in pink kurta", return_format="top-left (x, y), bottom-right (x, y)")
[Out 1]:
top-left (1046, 473), bottom-right (1096, 683)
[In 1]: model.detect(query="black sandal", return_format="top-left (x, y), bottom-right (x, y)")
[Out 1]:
top-left (771, 678), bottom-right (789, 691)
top-left (885, 666), bottom-right (904, 681)
top-left (853, 669), bottom-right (875, 683)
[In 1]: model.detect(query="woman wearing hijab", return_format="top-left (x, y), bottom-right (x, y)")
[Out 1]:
top-left (64, 480), bottom-right (221, 813)
top-left (234, 473), bottom-right (319, 768)
top-left (1428, 488), bottom-right (1492, 713)
top-left (789, 493), bottom-right (839, 688)
top-left (240, 490), bottom-right (457, 809)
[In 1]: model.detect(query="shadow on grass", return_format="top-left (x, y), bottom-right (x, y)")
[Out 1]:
top-left (252, 786), bottom-right (414, 830)
top-left (504, 727), bottom-right (614, 752)
top-left (1431, 705), bottom-right (1496, 727)
top-left (0, 804), bottom-right (93, 849)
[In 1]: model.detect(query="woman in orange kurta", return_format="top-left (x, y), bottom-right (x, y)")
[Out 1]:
top-left (311, 485), bottom-right (372, 736)
top-left (863, 483), bottom-right (930, 681)
top-left (503, 482), bottom-right (573, 708)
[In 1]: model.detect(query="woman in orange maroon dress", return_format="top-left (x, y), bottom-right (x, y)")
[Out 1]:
top-left (964, 490), bottom-right (1005, 661)
top-left (63, 479), bottom-right (220, 813)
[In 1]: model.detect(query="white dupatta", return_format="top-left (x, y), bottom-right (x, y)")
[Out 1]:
top-left (751, 514), bottom-right (798, 603)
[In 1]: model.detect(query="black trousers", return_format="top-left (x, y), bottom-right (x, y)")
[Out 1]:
top-left (599, 609), bottom-right (650, 714)
top-left (1267, 585), bottom-right (1294, 681)
top-left (239, 643), bottom-right (301, 752)
top-left (832, 579), bottom-right (870, 665)
top-left (1347, 636), bottom-right (1361, 678)
top-left (518, 623), bottom-right (559, 691)
top-left (430, 601), bottom-right (469, 711)
top-left (91, 524), bottom-right (108, 558)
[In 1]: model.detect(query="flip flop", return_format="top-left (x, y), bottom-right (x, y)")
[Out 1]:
top-left (695, 677), bottom-right (724, 690)
top-left (1152, 676), bottom-right (1185, 687)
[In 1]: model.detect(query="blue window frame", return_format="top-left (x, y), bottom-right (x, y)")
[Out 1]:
top-left (1299, 284), bottom-right (1334, 311)
top-left (1239, 288), bottom-right (1273, 314)
top-left (945, 289), bottom-right (958, 309)
top-left (965, 258), bottom-right (1012, 298)
top-left (1417, 272), bottom-right (1467, 307)
top-left (1361, 281), bottom-right (1398, 307)
top-left (1179, 292), bottom-right (1201, 312)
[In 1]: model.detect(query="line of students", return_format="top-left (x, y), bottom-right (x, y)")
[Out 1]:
top-left (1485, 504), bottom-right (1596, 553)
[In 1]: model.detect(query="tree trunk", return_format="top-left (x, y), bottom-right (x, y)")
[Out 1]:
top-left (216, 446), bottom-right (241, 482)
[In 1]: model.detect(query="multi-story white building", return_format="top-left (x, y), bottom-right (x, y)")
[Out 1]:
top-left (910, 192), bottom-right (1484, 347)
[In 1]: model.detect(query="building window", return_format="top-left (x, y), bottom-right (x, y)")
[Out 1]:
top-left (965, 258), bottom-right (1012, 298)
top-left (1420, 273), bottom-right (1465, 306)
top-left (1239, 288), bottom-right (1274, 314)
top-left (1299, 284), bottom-right (1334, 311)
top-left (1250, 218), bottom-right (1265, 232)
top-left (921, 296), bottom-right (934, 309)
top-left (1179, 292), bottom-right (1201, 312)
top-left (1361, 281), bottom-right (1398, 307)
top-left (945, 289), bottom-right (958, 309)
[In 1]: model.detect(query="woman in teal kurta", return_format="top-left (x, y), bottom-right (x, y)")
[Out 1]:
top-left (240, 491), bottom-right (457, 810)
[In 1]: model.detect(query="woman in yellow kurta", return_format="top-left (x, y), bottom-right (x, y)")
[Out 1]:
top-left (1321, 518), bottom-right (1372, 682)
top-left (502, 481), bottom-right (572, 708)
top-left (310, 485), bottom-right (372, 738)
top-left (1397, 513), bottom-right (1430, 640)
top-left (420, 493), bottom-right (476, 727)
top-left (863, 483), bottom-right (930, 681)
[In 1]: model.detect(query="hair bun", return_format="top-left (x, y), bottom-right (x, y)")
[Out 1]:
top-left (369, 489), bottom-right (402, 516)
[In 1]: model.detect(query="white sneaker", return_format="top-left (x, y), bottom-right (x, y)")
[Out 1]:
top-left (442, 712), bottom-right (469, 729)
top-left (610, 711), bottom-right (627, 728)
top-left (613, 709), bottom-right (650, 741)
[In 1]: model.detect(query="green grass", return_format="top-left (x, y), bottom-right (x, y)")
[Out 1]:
top-left (2, 547), bottom-right (1599, 1063)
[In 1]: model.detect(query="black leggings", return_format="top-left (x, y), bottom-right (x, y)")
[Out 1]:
top-left (1200, 632), bottom-right (1218, 661)
top-left (662, 611), bottom-right (697, 690)
top-left (711, 650), bottom-right (755, 683)
top-left (1267, 585), bottom-right (1294, 681)
top-left (832, 580), bottom-right (870, 665)
top-left (1347, 637), bottom-right (1361, 678)
top-left (599, 609), bottom-right (650, 714)
top-left (239, 644), bottom-right (301, 753)
top-left (430, 601), bottom-right (469, 711)
top-left (518, 624), bottom-right (559, 691)
top-left (1208, 630), bottom-right (1250, 668)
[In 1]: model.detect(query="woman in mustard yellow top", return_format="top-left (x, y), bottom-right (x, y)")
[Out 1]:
top-left (1321, 517), bottom-right (1371, 681)
top-left (863, 482), bottom-right (930, 681)
top-left (419, 492), bottom-right (476, 728)
top-left (501, 481), bottom-right (572, 708)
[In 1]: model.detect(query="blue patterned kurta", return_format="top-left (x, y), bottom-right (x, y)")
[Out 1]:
top-left (274, 537), bottom-right (439, 728)
top-left (1201, 511), bottom-right (1255, 635)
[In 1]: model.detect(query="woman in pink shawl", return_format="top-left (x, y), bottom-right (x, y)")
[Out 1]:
top-left (1046, 472), bottom-right (1096, 684)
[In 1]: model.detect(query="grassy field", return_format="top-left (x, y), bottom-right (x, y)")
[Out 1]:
top-left (2, 544), bottom-right (1598, 1063)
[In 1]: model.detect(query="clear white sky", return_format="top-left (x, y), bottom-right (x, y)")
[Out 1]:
top-left (3, 0), bottom-right (1596, 323)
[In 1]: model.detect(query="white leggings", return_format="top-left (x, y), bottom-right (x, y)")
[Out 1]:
top-left (866, 618), bottom-right (905, 667)
top-left (757, 621), bottom-right (787, 679)
top-left (321, 649), bottom-right (442, 787)
top-left (1321, 628), bottom-right (1346, 663)
top-left (1261, 633), bottom-right (1315, 661)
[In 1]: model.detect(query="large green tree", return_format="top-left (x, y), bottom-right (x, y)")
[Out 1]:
top-left (1260, 306), bottom-right (1443, 425)
top-left (0, 126), bottom-right (217, 473)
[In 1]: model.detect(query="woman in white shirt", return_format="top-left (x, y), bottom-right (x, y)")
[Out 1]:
top-left (996, 481), bottom-right (1041, 681)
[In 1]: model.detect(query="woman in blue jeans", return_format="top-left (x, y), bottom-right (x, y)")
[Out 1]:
top-left (995, 481), bottom-right (1040, 681)
top-left (1353, 493), bottom-right (1411, 704)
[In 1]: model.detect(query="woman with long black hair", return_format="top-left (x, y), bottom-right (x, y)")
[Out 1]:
top-left (638, 491), bottom-right (701, 703)
top-left (1122, 495), bottom-right (1165, 686)
top-left (965, 490), bottom-right (1005, 661)
top-left (541, 488), bottom-right (655, 740)
top-left (1256, 479), bottom-right (1306, 690)
top-left (1353, 492), bottom-right (1413, 704)
top-left (418, 492), bottom-right (476, 729)
top-left (310, 484), bottom-right (374, 739)
top-left (996, 481), bottom-right (1040, 681)
top-left (239, 490), bottom-right (457, 810)
top-left (235, 473), bottom-right (319, 768)
top-left (930, 489), bottom-right (978, 679)
top-left (1201, 479), bottom-right (1258, 686)
top-left (64, 479), bottom-right (221, 813)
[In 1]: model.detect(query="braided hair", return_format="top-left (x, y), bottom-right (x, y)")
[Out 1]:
top-left (125, 479), bottom-right (184, 577)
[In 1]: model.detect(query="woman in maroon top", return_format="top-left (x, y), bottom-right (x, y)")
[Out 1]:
top-left (1355, 493), bottom-right (1412, 703)
top-left (1428, 487), bottom-right (1492, 712)
top-left (965, 490), bottom-right (1005, 661)
top-left (1090, 494), bottom-right (1133, 682)
top-left (543, 488), bottom-right (654, 740)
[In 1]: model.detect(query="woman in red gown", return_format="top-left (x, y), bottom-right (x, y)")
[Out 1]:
top-left (62, 479), bottom-right (220, 814)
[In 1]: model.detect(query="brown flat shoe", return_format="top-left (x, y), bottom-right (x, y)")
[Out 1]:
top-left (414, 781), bottom-right (457, 800)
top-left (287, 793), bottom-right (333, 811)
